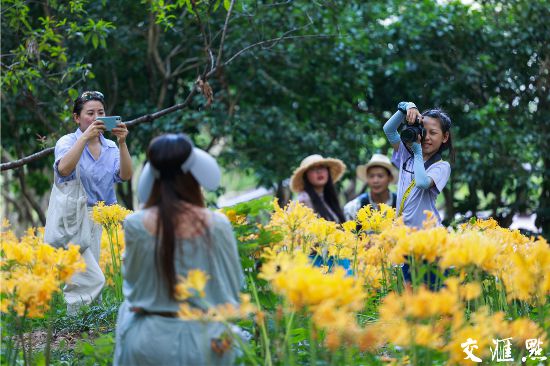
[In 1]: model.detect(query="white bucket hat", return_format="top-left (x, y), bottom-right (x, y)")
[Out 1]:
top-left (289, 154), bottom-right (346, 193)
top-left (356, 154), bottom-right (398, 184)
top-left (137, 139), bottom-right (221, 204)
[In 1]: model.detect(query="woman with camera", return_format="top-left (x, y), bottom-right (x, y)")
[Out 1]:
top-left (53, 91), bottom-right (132, 315)
top-left (383, 101), bottom-right (454, 229)
top-left (114, 134), bottom-right (243, 365)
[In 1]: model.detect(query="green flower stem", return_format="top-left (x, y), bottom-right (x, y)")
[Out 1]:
top-left (18, 307), bottom-right (30, 366)
top-left (410, 256), bottom-right (418, 289)
top-left (44, 298), bottom-right (56, 366)
top-left (352, 234), bottom-right (359, 276)
top-left (282, 311), bottom-right (295, 365)
top-left (345, 344), bottom-right (353, 365)
top-left (105, 224), bottom-right (123, 301)
top-left (309, 318), bottom-right (317, 365)
top-left (249, 276), bottom-right (272, 366)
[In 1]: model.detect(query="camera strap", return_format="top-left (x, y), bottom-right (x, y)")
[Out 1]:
top-left (398, 152), bottom-right (443, 216)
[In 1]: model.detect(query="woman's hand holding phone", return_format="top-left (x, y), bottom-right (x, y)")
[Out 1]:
top-left (82, 120), bottom-right (106, 141)
top-left (110, 122), bottom-right (129, 144)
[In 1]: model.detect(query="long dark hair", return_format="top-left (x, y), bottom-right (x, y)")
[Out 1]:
top-left (144, 134), bottom-right (206, 299)
top-left (303, 173), bottom-right (345, 223)
top-left (422, 108), bottom-right (455, 163)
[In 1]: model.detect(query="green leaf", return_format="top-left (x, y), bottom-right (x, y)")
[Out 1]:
top-left (92, 34), bottom-right (99, 49)
top-left (185, 0), bottom-right (194, 15)
top-left (289, 327), bottom-right (307, 343)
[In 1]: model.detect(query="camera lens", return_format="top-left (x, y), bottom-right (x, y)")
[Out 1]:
top-left (401, 127), bottom-right (418, 144)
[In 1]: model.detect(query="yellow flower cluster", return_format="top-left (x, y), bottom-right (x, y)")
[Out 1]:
top-left (175, 270), bottom-right (257, 322)
top-left (379, 280), bottom-right (547, 364)
top-left (501, 237), bottom-right (550, 303)
top-left (379, 283), bottom-right (461, 349)
top-left (356, 203), bottom-right (396, 233)
top-left (349, 208), bottom-right (550, 305)
top-left (260, 251), bottom-right (364, 329)
top-left (178, 293), bottom-right (257, 322)
top-left (1, 224), bottom-right (85, 318)
top-left (446, 308), bottom-right (547, 365)
top-left (266, 200), bottom-right (366, 263)
top-left (175, 269), bottom-right (210, 300)
top-left (269, 199), bottom-right (317, 233)
top-left (259, 201), bottom-right (549, 357)
top-left (389, 226), bottom-right (449, 264)
top-left (221, 209), bottom-right (248, 225)
top-left (91, 201), bottom-right (132, 228)
top-left (267, 200), bottom-right (318, 253)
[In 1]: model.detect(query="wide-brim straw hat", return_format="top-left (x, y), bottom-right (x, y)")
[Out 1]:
top-left (356, 153), bottom-right (399, 184)
top-left (289, 154), bottom-right (346, 193)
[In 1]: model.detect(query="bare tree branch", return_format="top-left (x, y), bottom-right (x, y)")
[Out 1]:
top-left (0, 147), bottom-right (56, 171)
top-left (1, 29), bottom-right (337, 171)
top-left (190, 1), bottom-right (213, 77)
top-left (125, 85), bottom-right (198, 128)
top-left (1, 86), bottom-right (199, 171)
top-left (213, 34), bottom-right (336, 74)
top-left (215, 0), bottom-right (236, 70)
top-left (172, 57), bottom-right (201, 75)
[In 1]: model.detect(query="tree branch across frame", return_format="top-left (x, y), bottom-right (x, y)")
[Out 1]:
top-left (1, 32), bottom-right (335, 172)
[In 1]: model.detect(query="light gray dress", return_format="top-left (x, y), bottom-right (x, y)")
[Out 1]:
top-left (114, 210), bottom-right (244, 366)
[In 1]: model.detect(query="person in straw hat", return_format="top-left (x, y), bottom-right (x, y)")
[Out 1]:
top-left (289, 154), bottom-right (346, 223)
top-left (343, 153), bottom-right (399, 221)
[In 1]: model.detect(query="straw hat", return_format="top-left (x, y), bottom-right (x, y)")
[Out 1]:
top-left (356, 154), bottom-right (399, 184)
top-left (289, 154), bottom-right (346, 193)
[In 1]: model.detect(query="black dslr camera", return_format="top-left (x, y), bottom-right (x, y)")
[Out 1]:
top-left (401, 117), bottom-right (426, 144)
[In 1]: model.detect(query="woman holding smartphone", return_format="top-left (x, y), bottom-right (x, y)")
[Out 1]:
top-left (54, 90), bottom-right (133, 315)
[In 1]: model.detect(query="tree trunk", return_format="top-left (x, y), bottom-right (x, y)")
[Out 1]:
top-left (275, 181), bottom-right (290, 207)
top-left (116, 180), bottom-right (134, 211)
top-left (17, 170), bottom-right (46, 226)
top-left (343, 179), bottom-right (356, 203)
top-left (535, 155), bottom-right (550, 237)
top-left (443, 179), bottom-right (455, 225)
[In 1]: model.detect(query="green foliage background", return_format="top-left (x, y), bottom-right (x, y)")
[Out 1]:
top-left (1, 0), bottom-right (549, 236)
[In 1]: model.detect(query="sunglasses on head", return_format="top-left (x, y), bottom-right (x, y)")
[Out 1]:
top-left (79, 91), bottom-right (104, 101)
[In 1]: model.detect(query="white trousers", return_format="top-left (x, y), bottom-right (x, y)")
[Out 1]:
top-left (63, 209), bottom-right (105, 313)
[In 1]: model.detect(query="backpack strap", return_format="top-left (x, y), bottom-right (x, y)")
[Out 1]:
top-left (358, 193), bottom-right (370, 208)
top-left (398, 179), bottom-right (416, 216)
top-left (391, 192), bottom-right (398, 208)
top-left (398, 154), bottom-right (444, 217)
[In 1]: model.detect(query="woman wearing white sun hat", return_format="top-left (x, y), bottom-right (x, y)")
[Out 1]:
top-left (289, 154), bottom-right (347, 223)
top-left (343, 153), bottom-right (398, 221)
